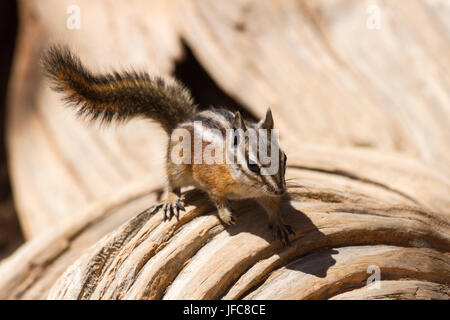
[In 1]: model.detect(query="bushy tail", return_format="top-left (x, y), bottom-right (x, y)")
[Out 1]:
top-left (42, 46), bottom-right (196, 132)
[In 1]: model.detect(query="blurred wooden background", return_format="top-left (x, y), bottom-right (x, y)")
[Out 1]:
top-left (0, 0), bottom-right (448, 299)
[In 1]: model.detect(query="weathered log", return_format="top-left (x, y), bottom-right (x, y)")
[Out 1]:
top-left (1, 0), bottom-right (449, 300)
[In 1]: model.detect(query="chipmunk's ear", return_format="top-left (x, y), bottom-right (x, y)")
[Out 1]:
top-left (233, 111), bottom-right (246, 130)
top-left (258, 107), bottom-right (274, 130)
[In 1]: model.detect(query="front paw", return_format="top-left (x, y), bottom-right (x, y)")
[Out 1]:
top-left (150, 193), bottom-right (185, 221)
top-left (270, 221), bottom-right (295, 246)
top-left (218, 207), bottom-right (236, 226)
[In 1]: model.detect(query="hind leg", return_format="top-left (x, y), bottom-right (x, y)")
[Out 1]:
top-left (150, 163), bottom-right (193, 221)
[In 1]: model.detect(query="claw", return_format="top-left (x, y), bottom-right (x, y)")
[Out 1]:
top-left (149, 203), bottom-right (162, 215)
top-left (164, 205), bottom-right (170, 221)
top-left (148, 194), bottom-right (186, 223)
top-left (270, 222), bottom-right (294, 246)
top-left (285, 224), bottom-right (295, 235)
top-left (170, 205), bottom-right (176, 220)
top-left (176, 200), bottom-right (185, 212)
top-left (218, 207), bottom-right (236, 226)
top-left (173, 205), bottom-right (179, 221)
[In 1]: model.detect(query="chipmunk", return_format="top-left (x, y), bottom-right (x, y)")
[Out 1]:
top-left (43, 46), bottom-right (294, 244)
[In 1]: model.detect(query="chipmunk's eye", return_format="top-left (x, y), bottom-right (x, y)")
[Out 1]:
top-left (248, 162), bottom-right (260, 174)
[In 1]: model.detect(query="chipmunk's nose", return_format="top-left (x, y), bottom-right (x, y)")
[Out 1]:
top-left (274, 188), bottom-right (286, 195)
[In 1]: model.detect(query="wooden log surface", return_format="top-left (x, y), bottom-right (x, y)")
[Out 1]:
top-left (0, 0), bottom-right (449, 299)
